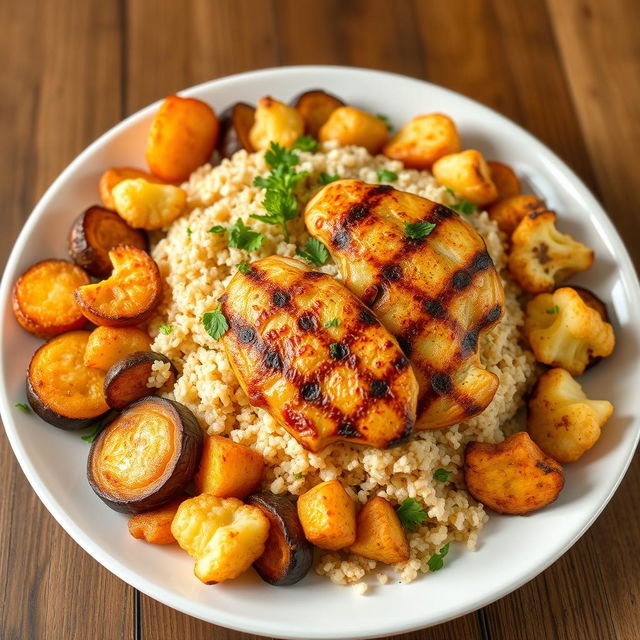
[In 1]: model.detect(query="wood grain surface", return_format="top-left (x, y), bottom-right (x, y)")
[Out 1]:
top-left (1, 1), bottom-right (638, 639)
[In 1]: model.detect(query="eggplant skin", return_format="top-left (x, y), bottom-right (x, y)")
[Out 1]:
top-left (218, 102), bottom-right (255, 158)
top-left (87, 396), bottom-right (203, 514)
top-left (247, 492), bottom-right (313, 586)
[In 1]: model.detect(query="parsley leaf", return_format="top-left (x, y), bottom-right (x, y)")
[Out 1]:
top-left (319, 172), bottom-right (340, 186)
top-left (445, 187), bottom-right (477, 215)
top-left (396, 498), bottom-right (427, 531)
top-left (433, 468), bottom-right (452, 483)
top-left (208, 225), bottom-right (226, 234)
top-left (546, 305), bottom-right (560, 314)
top-left (14, 402), bottom-right (30, 413)
top-left (203, 308), bottom-right (229, 341)
top-left (324, 318), bottom-right (340, 328)
top-left (294, 472), bottom-right (304, 479)
top-left (404, 220), bottom-right (436, 239)
top-left (186, 227), bottom-right (193, 237)
top-left (265, 142), bottom-right (299, 169)
top-left (377, 169), bottom-right (398, 182)
top-left (297, 238), bottom-right (329, 267)
top-left (228, 219), bottom-right (264, 252)
top-left (237, 261), bottom-right (252, 275)
top-left (428, 543), bottom-right (450, 572)
top-left (159, 324), bottom-right (173, 335)
top-left (376, 113), bottom-right (393, 132)
top-left (291, 135), bottom-right (318, 152)
top-left (81, 414), bottom-right (113, 443)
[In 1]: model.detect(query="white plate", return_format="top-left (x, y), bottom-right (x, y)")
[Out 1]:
top-left (1, 66), bottom-right (639, 639)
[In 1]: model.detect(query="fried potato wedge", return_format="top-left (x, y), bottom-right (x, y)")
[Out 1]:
top-left (487, 161), bottom-right (521, 200)
top-left (293, 89), bottom-right (345, 138)
top-left (249, 96), bottom-right (304, 151)
top-left (319, 106), bottom-right (388, 154)
top-left (84, 326), bottom-right (152, 371)
top-left (487, 194), bottom-right (546, 237)
top-left (128, 496), bottom-right (186, 544)
top-left (432, 149), bottom-right (498, 206)
top-left (99, 168), bottom-right (164, 210)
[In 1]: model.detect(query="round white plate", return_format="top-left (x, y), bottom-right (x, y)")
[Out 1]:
top-left (1, 66), bottom-right (639, 639)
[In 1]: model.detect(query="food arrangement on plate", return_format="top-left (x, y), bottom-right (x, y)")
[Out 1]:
top-left (12, 87), bottom-right (616, 592)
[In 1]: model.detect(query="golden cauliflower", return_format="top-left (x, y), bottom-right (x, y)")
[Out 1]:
top-left (524, 287), bottom-right (615, 375)
top-left (508, 210), bottom-right (593, 293)
top-left (171, 494), bottom-right (269, 584)
top-left (528, 368), bottom-right (613, 463)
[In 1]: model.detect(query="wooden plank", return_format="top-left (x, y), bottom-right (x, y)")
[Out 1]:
top-left (0, 1), bottom-right (134, 639)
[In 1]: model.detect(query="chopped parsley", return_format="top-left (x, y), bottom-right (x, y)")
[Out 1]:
top-left (324, 318), bottom-right (340, 328)
top-left (377, 169), bottom-right (398, 182)
top-left (228, 219), bottom-right (264, 252)
top-left (81, 414), bottom-right (112, 443)
top-left (376, 113), bottom-right (393, 132)
top-left (433, 468), bottom-right (452, 483)
top-left (203, 308), bottom-right (229, 341)
top-left (427, 543), bottom-right (450, 572)
top-left (291, 135), bottom-right (318, 152)
top-left (329, 343), bottom-right (346, 359)
top-left (14, 402), bottom-right (30, 413)
top-left (158, 324), bottom-right (173, 335)
top-left (237, 261), bottom-right (252, 275)
top-left (396, 498), bottom-right (427, 531)
top-left (546, 305), bottom-right (560, 314)
top-left (297, 237), bottom-right (329, 267)
top-left (208, 225), bottom-right (226, 234)
top-left (445, 187), bottom-right (477, 215)
top-left (186, 227), bottom-right (193, 237)
top-left (404, 220), bottom-right (436, 239)
top-left (452, 504), bottom-right (459, 508)
top-left (319, 172), bottom-right (340, 186)
top-left (294, 472), bottom-right (304, 479)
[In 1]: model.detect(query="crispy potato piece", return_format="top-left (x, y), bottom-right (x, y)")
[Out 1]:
top-left (487, 161), bottom-right (521, 201)
top-left (171, 494), bottom-right (269, 584)
top-left (319, 106), bottom-right (388, 154)
top-left (293, 89), bottom-right (345, 138)
top-left (99, 168), bottom-right (164, 210)
top-left (249, 96), bottom-right (304, 151)
top-left (84, 326), bottom-right (152, 371)
top-left (528, 368), bottom-right (613, 463)
top-left (128, 496), bottom-right (185, 544)
top-left (146, 95), bottom-right (219, 183)
top-left (13, 260), bottom-right (90, 338)
top-left (194, 435), bottom-right (264, 499)
top-left (488, 194), bottom-right (546, 236)
top-left (297, 480), bottom-right (356, 550)
top-left (432, 149), bottom-right (498, 206)
top-left (464, 432), bottom-right (564, 515)
top-left (383, 113), bottom-right (460, 169)
top-left (349, 496), bottom-right (410, 564)
top-left (112, 178), bottom-right (186, 230)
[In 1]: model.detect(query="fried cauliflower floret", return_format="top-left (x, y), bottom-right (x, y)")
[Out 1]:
top-left (508, 211), bottom-right (594, 293)
top-left (528, 368), bottom-right (613, 463)
top-left (525, 288), bottom-right (615, 375)
top-left (171, 494), bottom-right (269, 584)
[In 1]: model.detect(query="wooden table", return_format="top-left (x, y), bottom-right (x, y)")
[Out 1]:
top-left (2, 1), bottom-right (639, 638)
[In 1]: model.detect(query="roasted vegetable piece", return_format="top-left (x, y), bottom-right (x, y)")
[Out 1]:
top-left (128, 495), bottom-right (186, 544)
top-left (99, 168), bottom-right (164, 210)
top-left (487, 161), bottom-right (521, 200)
top-left (218, 102), bottom-right (255, 158)
top-left (103, 351), bottom-right (176, 409)
top-left (349, 496), bottom-right (410, 564)
top-left (194, 435), bottom-right (264, 499)
top-left (87, 396), bottom-right (203, 513)
top-left (112, 179), bottom-right (187, 230)
top-left (296, 480), bottom-right (356, 550)
top-left (487, 194), bottom-right (546, 237)
top-left (27, 331), bottom-right (109, 429)
top-left (249, 96), bottom-right (304, 151)
top-left (528, 368), bottom-right (613, 463)
top-left (382, 113), bottom-right (461, 169)
top-left (319, 106), bottom-right (388, 154)
top-left (68, 206), bottom-right (148, 278)
top-left (171, 494), bottom-right (269, 584)
top-left (305, 179), bottom-right (504, 431)
top-left (292, 89), bottom-right (345, 138)
top-left (464, 431), bottom-right (565, 515)
top-left (568, 286), bottom-right (609, 322)
top-left (146, 94), bottom-right (219, 183)
top-left (432, 150), bottom-right (498, 206)
top-left (84, 326), bottom-right (152, 371)
top-left (508, 210), bottom-right (594, 293)
top-left (75, 246), bottom-right (162, 326)
top-left (220, 255), bottom-right (418, 451)
top-left (524, 287), bottom-right (615, 375)
top-left (13, 260), bottom-right (90, 338)
top-left (247, 492), bottom-right (313, 586)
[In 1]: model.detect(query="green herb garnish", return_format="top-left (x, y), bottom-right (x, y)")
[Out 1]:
top-left (318, 172), bottom-right (340, 186)
top-left (377, 169), bottom-right (398, 183)
top-left (237, 261), bottom-right (252, 275)
top-left (228, 219), bottom-right (264, 252)
top-left (427, 543), bottom-right (450, 572)
top-left (445, 187), bottom-right (476, 215)
top-left (186, 227), bottom-right (193, 237)
top-left (324, 318), bottom-right (340, 328)
top-left (404, 220), bottom-right (436, 239)
top-left (433, 468), bottom-right (452, 483)
top-left (329, 343), bottom-right (343, 359)
top-left (14, 402), bottom-right (30, 413)
top-left (291, 135), bottom-right (318, 152)
top-left (265, 142), bottom-right (300, 170)
top-left (396, 498), bottom-right (427, 531)
top-left (297, 237), bottom-right (329, 267)
top-left (81, 414), bottom-right (113, 443)
top-left (376, 113), bottom-right (393, 132)
top-left (208, 225), bottom-right (226, 234)
top-left (546, 305), bottom-right (560, 314)
top-left (294, 472), bottom-right (304, 479)
top-left (203, 308), bottom-right (229, 341)
top-left (158, 324), bottom-right (173, 335)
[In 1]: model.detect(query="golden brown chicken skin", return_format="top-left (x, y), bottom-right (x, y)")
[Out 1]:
top-left (220, 256), bottom-right (418, 452)
top-left (304, 179), bottom-right (505, 431)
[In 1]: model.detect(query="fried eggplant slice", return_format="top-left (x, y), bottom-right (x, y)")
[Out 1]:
top-left (220, 256), bottom-right (418, 452)
top-left (305, 179), bottom-right (505, 431)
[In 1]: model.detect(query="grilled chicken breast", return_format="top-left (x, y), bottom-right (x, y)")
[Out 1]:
top-left (220, 256), bottom-right (418, 452)
top-left (304, 179), bottom-right (505, 430)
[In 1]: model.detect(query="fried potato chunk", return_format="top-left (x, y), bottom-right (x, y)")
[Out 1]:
top-left (528, 368), bottom-right (613, 463)
top-left (99, 168), bottom-right (164, 210)
top-left (319, 106), bottom-right (388, 154)
top-left (524, 288), bottom-right (615, 375)
top-left (128, 497), bottom-right (185, 544)
top-left (171, 494), bottom-right (269, 584)
top-left (249, 96), bottom-right (304, 151)
top-left (84, 326), bottom-right (152, 371)
top-left (464, 432), bottom-right (564, 515)
top-left (349, 496), bottom-right (410, 564)
top-left (112, 178), bottom-right (186, 230)
top-left (487, 161), bottom-right (521, 200)
top-left (432, 149), bottom-right (498, 206)
top-left (194, 435), bottom-right (264, 499)
top-left (488, 194), bottom-right (546, 236)
top-left (383, 113), bottom-right (460, 169)
top-left (508, 211), bottom-right (594, 293)
top-left (297, 480), bottom-right (356, 550)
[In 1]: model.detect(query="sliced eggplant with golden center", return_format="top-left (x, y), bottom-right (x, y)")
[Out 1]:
top-left (220, 256), bottom-right (418, 452)
top-left (218, 102), bottom-right (255, 158)
top-left (87, 396), bottom-right (203, 513)
top-left (247, 492), bottom-right (313, 586)
top-left (304, 179), bottom-right (505, 431)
